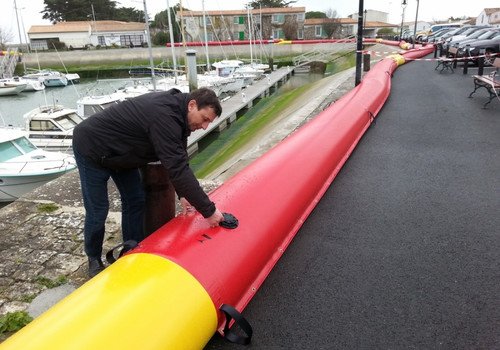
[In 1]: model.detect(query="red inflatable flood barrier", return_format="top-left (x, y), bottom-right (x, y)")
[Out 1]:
top-left (132, 49), bottom-right (435, 334)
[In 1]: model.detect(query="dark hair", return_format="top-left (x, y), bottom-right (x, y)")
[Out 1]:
top-left (190, 87), bottom-right (222, 117)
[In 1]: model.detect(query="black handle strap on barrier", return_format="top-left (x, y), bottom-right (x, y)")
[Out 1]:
top-left (105, 240), bottom-right (138, 264)
top-left (220, 304), bottom-right (253, 345)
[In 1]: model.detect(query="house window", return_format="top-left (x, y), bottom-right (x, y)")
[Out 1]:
top-left (200, 16), bottom-right (212, 26)
top-left (297, 29), bottom-right (304, 39)
top-left (234, 16), bottom-right (245, 24)
top-left (30, 39), bottom-right (48, 50)
top-left (120, 34), bottom-right (143, 47)
top-left (272, 14), bottom-right (285, 24)
top-left (297, 13), bottom-right (305, 22)
top-left (98, 36), bottom-right (105, 46)
top-left (272, 29), bottom-right (284, 39)
top-left (315, 25), bottom-right (322, 37)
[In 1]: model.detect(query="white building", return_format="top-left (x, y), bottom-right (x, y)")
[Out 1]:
top-left (28, 21), bottom-right (146, 50)
top-left (476, 8), bottom-right (500, 26)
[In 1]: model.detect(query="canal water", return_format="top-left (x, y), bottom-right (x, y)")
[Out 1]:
top-left (0, 73), bottom-right (325, 127)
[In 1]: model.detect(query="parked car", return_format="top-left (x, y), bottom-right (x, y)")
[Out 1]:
top-left (452, 28), bottom-right (500, 49)
top-left (457, 32), bottom-right (500, 65)
top-left (442, 26), bottom-right (492, 50)
top-left (424, 28), bottom-right (455, 43)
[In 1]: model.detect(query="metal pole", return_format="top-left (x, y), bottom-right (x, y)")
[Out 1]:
top-left (166, 0), bottom-right (178, 82)
top-left (186, 49), bottom-right (198, 91)
top-left (399, 0), bottom-right (407, 41)
top-left (143, 0), bottom-right (156, 90)
top-left (355, 0), bottom-right (364, 86)
top-left (412, 0), bottom-right (420, 48)
top-left (201, 0), bottom-right (210, 71)
top-left (13, 0), bottom-right (23, 47)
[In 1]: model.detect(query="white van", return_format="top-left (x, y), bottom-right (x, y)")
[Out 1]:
top-left (430, 23), bottom-right (461, 33)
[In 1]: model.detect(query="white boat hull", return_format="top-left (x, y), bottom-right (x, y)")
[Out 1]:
top-left (0, 169), bottom-right (73, 202)
top-left (0, 83), bottom-right (26, 96)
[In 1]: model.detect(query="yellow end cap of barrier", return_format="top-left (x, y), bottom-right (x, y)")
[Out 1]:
top-left (2, 253), bottom-right (218, 350)
top-left (387, 54), bottom-right (406, 66)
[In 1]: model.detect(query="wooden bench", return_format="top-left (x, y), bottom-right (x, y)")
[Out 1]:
top-left (468, 57), bottom-right (500, 109)
top-left (435, 47), bottom-right (458, 73)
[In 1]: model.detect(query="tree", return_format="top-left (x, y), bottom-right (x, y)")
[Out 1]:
top-left (151, 5), bottom-right (185, 43)
top-left (248, 0), bottom-right (296, 9)
top-left (114, 7), bottom-right (144, 22)
top-left (41, 0), bottom-right (144, 23)
top-left (305, 11), bottom-right (327, 19)
top-left (152, 31), bottom-right (169, 46)
top-left (323, 9), bottom-right (341, 39)
top-left (1, 27), bottom-right (14, 50)
top-left (281, 15), bottom-right (298, 39)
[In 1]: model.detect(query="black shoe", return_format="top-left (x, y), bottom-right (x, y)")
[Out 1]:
top-left (88, 257), bottom-right (105, 278)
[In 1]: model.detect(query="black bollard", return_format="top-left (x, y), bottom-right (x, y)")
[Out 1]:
top-left (140, 163), bottom-right (176, 237)
top-left (363, 53), bottom-right (371, 72)
top-left (463, 45), bottom-right (471, 75)
top-left (478, 56), bottom-right (484, 76)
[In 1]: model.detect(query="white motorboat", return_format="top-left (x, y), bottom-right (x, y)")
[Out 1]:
top-left (0, 127), bottom-right (76, 202)
top-left (2, 77), bottom-right (45, 92)
top-left (65, 73), bottom-right (80, 84)
top-left (212, 60), bottom-right (265, 84)
top-left (24, 105), bottom-right (83, 151)
top-left (76, 80), bottom-right (152, 118)
top-left (23, 69), bottom-right (68, 87)
top-left (0, 81), bottom-right (27, 96)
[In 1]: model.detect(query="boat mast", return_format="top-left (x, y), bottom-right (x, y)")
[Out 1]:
top-left (166, 0), bottom-right (178, 82)
top-left (179, 0), bottom-right (186, 47)
top-left (13, 0), bottom-right (23, 47)
top-left (202, 0), bottom-right (210, 71)
top-left (143, 0), bottom-right (156, 90)
top-left (247, 6), bottom-right (253, 65)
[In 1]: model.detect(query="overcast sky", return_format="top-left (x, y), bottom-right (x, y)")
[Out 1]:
top-left (2, 0), bottom-right (499, 44)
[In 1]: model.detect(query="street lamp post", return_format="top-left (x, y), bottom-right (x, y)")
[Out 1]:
top-left (355, 0), bottom-right (364, 86)
top-left (363, 9), bottom-right (367, 36)
top-left (399, 0), bottom-right (407, 42)
top-left (412, 0), bottom-right (420, 48)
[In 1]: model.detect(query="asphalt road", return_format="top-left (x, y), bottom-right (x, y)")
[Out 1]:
top-left (205, 58), bottom-right (500, 349)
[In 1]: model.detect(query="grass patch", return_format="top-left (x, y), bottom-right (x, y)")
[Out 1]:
top-left (36, 203), bottom-right (59, 213)
top-left (0, 311), bottom-right (33, 334)
top-left (35, 275), bottom-right (68, 289)
top-left (18, 294), bottom-right (37, 303)
top-left (190, 82), bottom-right (312, 178)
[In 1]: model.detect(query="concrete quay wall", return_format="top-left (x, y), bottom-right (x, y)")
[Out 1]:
top-left (21, 42), bottom-right (354, 67)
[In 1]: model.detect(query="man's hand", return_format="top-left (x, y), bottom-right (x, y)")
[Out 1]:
top-left (207, 208), bottom-right (224, 228)
top-left (180, 197), bottom-right (195, 215)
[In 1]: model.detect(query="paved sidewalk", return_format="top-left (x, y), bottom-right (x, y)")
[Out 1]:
top-left (205, 57), bottom-right (500, 349)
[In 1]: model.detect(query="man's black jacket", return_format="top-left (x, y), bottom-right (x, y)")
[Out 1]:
top-left (73, 89), bottom-right (216, 218)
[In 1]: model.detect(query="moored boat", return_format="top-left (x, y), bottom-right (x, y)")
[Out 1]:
top-left (0, 81), bottom-right (27, 96)
top-left (23, 105), bottom-right (83, 151)
top-left (23, 69), bottom-right (68, 87)
top-left (0, 127), bottom-right (76, 202)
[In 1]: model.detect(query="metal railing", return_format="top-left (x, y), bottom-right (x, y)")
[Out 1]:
top-left (0, 47), bottom-right (19, 78)
top-left (292, 41), bottom-right (356, 67)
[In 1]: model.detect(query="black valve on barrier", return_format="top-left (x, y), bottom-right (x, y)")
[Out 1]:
top-left (219, 212), bottom-right (239, 229)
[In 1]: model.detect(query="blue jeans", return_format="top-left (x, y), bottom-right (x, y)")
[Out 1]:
top-left (74, 147), bottom-right (145, 259)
